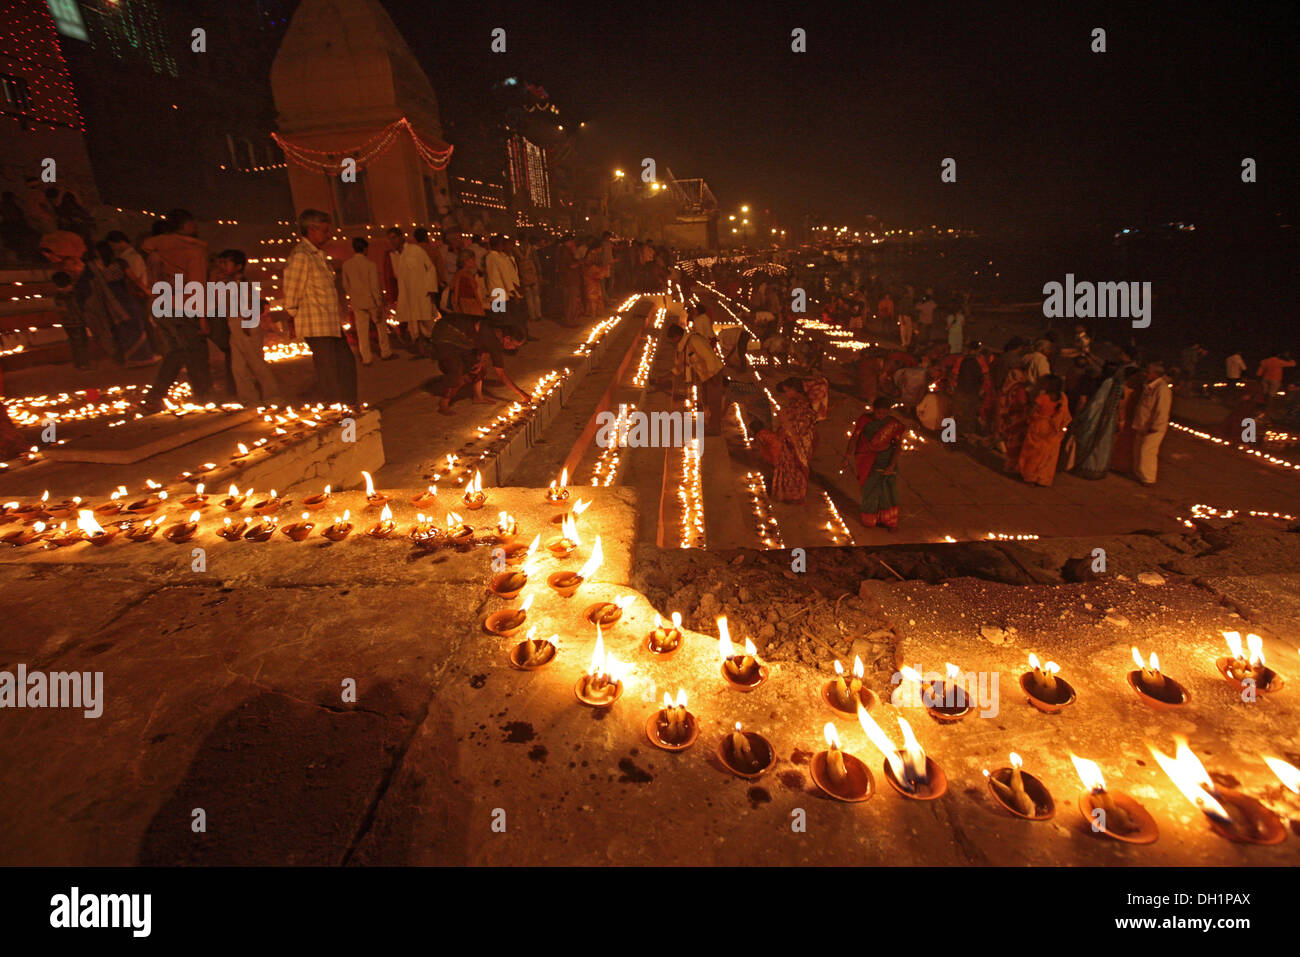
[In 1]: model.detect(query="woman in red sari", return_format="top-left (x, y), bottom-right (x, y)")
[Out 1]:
top-left (768, 377), bottom-right (819, 503)
top-left (848, 396), bottom-right (906, 528)
top-left (450, 250), bottom-right (485, 316)
top-left (994, 368), bottom-right (1031, 472)
top-left (1018, 374), bottom-right (1072, 486)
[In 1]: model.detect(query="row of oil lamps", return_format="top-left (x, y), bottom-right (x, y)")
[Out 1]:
top-left (478, 497), bottom-right (1298, 844)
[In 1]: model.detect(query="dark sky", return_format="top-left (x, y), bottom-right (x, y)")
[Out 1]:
top-left (387, 0), bottom-right (1297, 234)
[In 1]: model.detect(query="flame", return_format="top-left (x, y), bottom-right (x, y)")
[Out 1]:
top-left (671, 611), bottom-right (682, 630)
top-left (195, 483), bottom-right (205, 496)
top-left (1028, 652), bottom-right (1060, 675)
top-left (662, 691), bottom-right (674, 710)
top-left (237, 442), bottom-right (249, 456)
top-left (519, 594), bottom-right (534, 614)
top-left (471, 471), bottom-right (482, 494)
top-left (1150, 737), bottom-right (1230, 822)
top-left (824, 722), bottom-right (842, 750)
top-left (76, 509), bottom-right (105, 536)
top-left (560, 512), bottom-right (581, 545)
top-left (362, 470), bottom-right (376, 497)
top-left (1010, 752), bottom-right (1023, 769)
top-left (654, 612), bottom-right (663, 629)
top-left (853, 656), bottom-right (864, 680)
top-left (945, 662), bottom-right (960, 680)
top-left (674, 688), bottom-right (687, 708)
top-left (228, 484), bottom-right (240, 498)
top-left (834, 660), bottom-right (845, 677)
top-left (445, 511), bottom-right (464, 530)
top-left (857, 703), bottom-right (905, 782)
top-left (158, 491), bottom-right (168, 501)
top-left (1070, 754), bottom-right (1107, 793)
top-left (1264, 756), bottom-right (1300, 793)
top-left (323, 484), bottom-right (332, 496)
top-left (743, 637), bottom-right (757, 657)
top-left (426, 484), bottom-right (437, 497)
top-left (1247, 633), bottom-right (1265, 666)
top-left (614, 595), bottom-right (635, 610)
top-left (341, 509), bottom-right (350, 522)
top-left (898, 717), bottom-right (927, 783)
top-left (589, 624), bottom-right (606, 676)
top-left (717, 616), bottom-right (734, 659)
top-left (301, 511), bottom-right (310, 521)
top-left (900, 665), bottom-right (923, 683)
top-left (269, 489), bottom-right (277, 500)
top-left (40, 489), bottom-right (49, 502)
top-left (188, 511), bottom-right (200, 523)
top-left (560, 467), bottom-right (568, 488)
top-left (572, 498), bottom-right (591, 517)
top-left (526, 533), bottom-right (541, 555)
top-left (577, 535), bottom-right (604, 579)
top-left (379, 503), bottom-right (393, 522)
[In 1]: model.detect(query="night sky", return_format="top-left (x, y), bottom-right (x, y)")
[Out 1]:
top-left (390, 0), bottom-right (1298, 234)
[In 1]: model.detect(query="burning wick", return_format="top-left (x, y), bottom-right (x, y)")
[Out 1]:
top-left (1071, 754), bottom-right (1138, 834)
top-left (649, 611), bottom-right (683, 652)
top-left (657, 689), bottom-right (690, 744)
top-left (1026, 653), bottom-right (1060, 698)
top-left (1222, 631), bottom-right (1265, 680)
top-left (728, 722), bottom-right (760, 772)
top-left (577, 624), bottom-right (621, 704)
top-left (462, 470), bottom-right (486, 509)
top-left (517, 626), bottom-right (556, 668)
top-left (77, 509), bottom-right (115, 545)
top-left (164, 511), bottom-right (201, 543)
top-left (1131, 647), bottom-right (1166, 695)
top-left (411, 484), bottom-right (438, 507)
top-left (501, 594), bottom-right (534, 631)
top-left (495, 511), bottom-right (517, 538)
top-left (830, 656), bottom-right (867, 710)
top-left (858, 704), bottom-right (930, 793)
top-left (361, 470), bottom-right (386, 507)
top-left (824, 723), bottom-right (849, 786)
top-left (221, 484), bottom-right (250, 510)
top-left (322, 510), bottom-right (352, 541)
top-left (284, 511), bottom-right (314, 541)
top-left (546, 467), bottom-right (569, 502)
top-left (718, 616), bottom-right (761, 686)
top-left (367, 503), bottom-right (396, 538)
top-left (988, 753), bottom-right (1036, 817)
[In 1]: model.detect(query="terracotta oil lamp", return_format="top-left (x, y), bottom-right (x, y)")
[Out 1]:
top-left (93, 488), bottom-right (126, 518)
top-left (717, 722), bottom-right (774, 778)
top-left (462, 470), bottom-right (486, 510)
top-left (301, 484), bottom-right (332, 511)
top-left (1021, 652), bottom-right (1076, 712)
top-left (484, 594), bottom-right (533, 637)
top-left (811, 722), bottom-right (874, 802)
top-left (322, 510), bottom-right (353, 542)
top-left (220, 484), bottom-right (251, 511)
top-left (125, 485), bottom-right (167, 517)
top-left (1128, 647), bottom-right (1189, 708)
top-left (1071, 754), bottom-right (1158, 844)
top-left (584, 595), bottom-right (633, 627)
top-left (365, 504), bottom-right (396, 539)
top-left (645, 689), bottom-right (698, 751)
top-left (547, 536), bottom-right (602, 597)
top-left (823, 655), bottom-right (876, 714)
top-left (282, 512), bottom-right (315, 542)
top-left (1151, 738), bottom-right (1284, 845)
top-left (180, 483), bottom-right (210, 510)
top-left (985, 752), bottom-right (1055, 820)
top-left (574, 625), bottom-right (623, 707)
top-left (408, 513), bottom-right (442, 547)
top-left (2, 521), bottom-right (51, 547)
top-left (244, 516), bottom-right (278, 542)
top-left (125, 517), bottom-right (160, 542)
top-left (495, 511), bottom-right (517, 542)
top-left (858, 707), bottom-right (946, 801)
top-left (252, 489), bottom-right (284, 515)
top-left (410, 485), bottom-right (438, 509)
top-left (508, 626), bottom-right (557, 670)
top-left (1217, 631), bottom-right (1283, 695)
top-left (218, 516), bottom-right (252, 541)
top-left (76, 510), bottom-right (118, 547)
top-left (164, 511), bottom-right (202, 543)
top-left (545, 467), bottom-right (569, 503)
top-left (717, 616), bottom-right (767, 690)
top-left (444, 511), bottom-right (473, 545)
top-left (546, 512), bottom-right (581, 558)
top-left (647, 611), bottom-right (684, 656)
top-left (361, 470), bottom-right (387, 509)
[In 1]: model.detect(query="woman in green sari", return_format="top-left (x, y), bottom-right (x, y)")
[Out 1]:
top-left (848, 396), bottom-right (906, 529)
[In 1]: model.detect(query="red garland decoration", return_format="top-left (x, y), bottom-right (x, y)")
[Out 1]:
top-left (272, 117), bottom-right (453, 173)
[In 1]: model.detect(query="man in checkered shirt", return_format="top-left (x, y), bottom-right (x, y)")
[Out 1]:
top-left (283, 209), bottom-right (358, 406)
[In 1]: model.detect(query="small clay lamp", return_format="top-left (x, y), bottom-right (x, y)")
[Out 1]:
top-left (230, 441), bottom-right (251, 461)
top-left (584, 595), bottom-right (632, 627)
top-left (220, 484), bottom-right (251, 511)
top-left (494, 511), bottom-right (517, 542)
top-left (76, 510), bottom-right (118, 547)
top-left (574, 625), bottom-right (623, 707)
top-left (164, 511), bottom-right (201, 543)
top-left (1151, 738), bottom-right (1285, 845)
top-left (13, 490), bottom-right (49, 521)
top-left (647, 611), bottom-right (684, 656)
top-left (0, 501), bottom-right (22, 526)
top-left (361, 470), bottom-right (387, 509)
top-left (1128, 647), bottom-right (1189, 708)
top-left (823, 656), bottom-right (876, 715)
top-left (484, 594), bottom-right (532, 637)
top-left (549, 496), bottom-right (591, 526)
top-left (1217, 631), bottom-right (1283, 695)
top-left (545, 467), bottom-right (569, 503)
top-left (548, 536), bottom-right (603, 597)
top-left (508, 626), bottom-right (557, 670)
top-left (503, 534), bottom-right (539, 566)
top-left (45, 521), bottom-right (86, 548)
top-left (125, 488), bottom-right (166, 517)
top-left (859, 707), bottom-right (946, 800)
top-left (645, 689), bottom-right (698, 751)
top-left (93, 489), bottom-right (126, 519)
top-left (1070, 754), bottom-right (1158, 844)
top-left (301, 484), bottom-right (332, 511)
top-left (125, 518), bottom-right (160, 542)
top-left (444, 510), bottom-right (473, 545)
top-left (546, 513), bottom-right (581, 558)
top-left (322, 510), bottom-right (353, 542)
top-left (1020, 652), bottom-right (1076, 713)
top-left (282, 512), bottom-right (315, 542)
top-left (489, 567), bottom-right (530, 599)
top-left (218, 516), bottom-right (252, 541)
top-left (43, 497), bottom-right (82, 522)
top-left (718, 616), bottom-right (767, 690)
top-left (3, 521), bottom-right (51, 547)
top-left (244, 516), bottom-right (278, 542)
top-left (180, 483), bottom-right (210, 510)
top-left (811, 723), bottom-right (874, 802)
top-left (407, 513), bottom-right (442, 547)
top-left (365, 503), bottom-right (396, 539)
top-left (985, 752), bottom-right (1054, 820)
top-left (717, 722), bottom-right (774, 778)
top-left (410, 485), bottom-right (438, 509)
top-left (918, 663), bottom-right (971, 723)
top-left (461, 470), bottom-right (486, 510)
top-left (252, 489), bottom-right (284, 515)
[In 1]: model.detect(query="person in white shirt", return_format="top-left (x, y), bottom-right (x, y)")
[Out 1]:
top-left (1225, 352), bottom-right (1247, 380)
top-left (342, 237), bottom-right (393, 365)
top-left (1131, 361), bottom-right (1174, 485)
top-left (387, 227), bottom-right (437, 345)
top-left (484, 235), bottom-right (520, 306)
top-left (1023, 339), bottom-right (1052, 383)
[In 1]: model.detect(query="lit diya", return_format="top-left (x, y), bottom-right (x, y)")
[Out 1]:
top-left (645, 689), bottom-right (698, 751)
top-left (549, 497), bottom-right (591, 526)
top-left (220, 484), bottom-right (251, 511)
top-left (93, 488), bottom-right (127, 518)
top-left (858, 705), bottom-right (946, 800)
top-left (231, 441), bottom-right (251, 461)
top-left (985, 752), bottom-right (1054, 820)
top-left (584, 594), bottom-right (633, 627)
top-left (547, 536), bottom-right (602, 597)
top-left (502, 533), bottom-right (540, 566)
top-left (407, 513), bottom-right (441, 547)
top-left (301, 484), bottom-right (332, 510)
top-left (252, 489), bottom-right (285, 515)
top-left (811, 722), bottom-right (874, 802)
top-left (508, 626), bottom-right (557, 670)
top-left (1151, 737), bottom-right (1284, 845)
top-left (365, 504), bottom-right (396, 539)
top-left (462, 470), bottom-right (486, 510)
top-left (574, 625), bottom-right (623, 707)
top-left (244, 516), bottom-right (278, 542)
top-left (545, 467), bottom-right (570, 502)
top-left (716, 721), bottom-right (775, 778)
top-left (282, 512), bottom-right (315, 541)
top-left (218, 516), bottom-right (252, 541)
top-left (488, 566), bottom-right (530, 599)
top-left (164, 511), bottom-right (202, 543)
top-left (0, 501), bottom-right (22, 526)
top-left (13, 490), bottom-right (50, 521)
top-left (125, 518), bottom-right (160, 542)
top-left (1020, 652), bottom-right (1076, 712)
top-left (484, 594), bottom-right (533, 637)
top-left (1128, 647), bottom-right (1189, 708)
top-left (3, 520), bottom-right (52, 547)
top-left (180, 483), bottom-right (210, 510)
top-left (901, 663), bottom-right (970, 723)
top-left (546, 512), bottom-right (581, 558)
top-left (444, 511), bottom-right (474, 545)
top-left (718, 616), bottom-right (767, 690)
top-left (44, 521), bottom-right (85, 548)
top-left (823, 655), bottom-right (875, 714)
top-left (1071, 754), bottom-right (1158, 844)
top-left (361, 470), bottom-right (387, 509)
top-left (1217, 631), bottom-right (1283, 694)
top-left (125, 488), bottom-right (167, 517)
top-left (410, 485), bottom-right (438, 509)
top-left (321, 510), bottom-right (353, 542)
top-left (77, 510), bottom-right (118, 546)
top-left (647, 611), bottom-right (684, 656)
top-left (494, 511), bottom-right (517, 541)
top-left (43, 496), bottom-right (83, 521)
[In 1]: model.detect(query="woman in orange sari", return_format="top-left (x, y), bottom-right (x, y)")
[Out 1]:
top-left (582, 249), bottom-right (609, 317)
top-left (1018, 374), bottom-right (1072, 486)
top-left (450, 249), bottom-right (485, 316)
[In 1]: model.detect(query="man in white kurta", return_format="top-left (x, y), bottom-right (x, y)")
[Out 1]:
top-left (390, 232), bottom-right (437, 340)
top-left (1131, 363), bottom-right (1173, 485)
